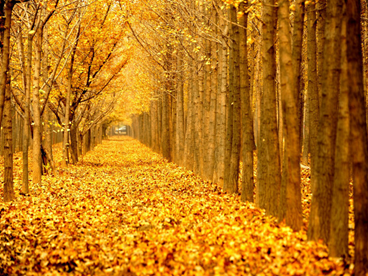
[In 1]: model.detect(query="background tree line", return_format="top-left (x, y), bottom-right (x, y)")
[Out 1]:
top-left (0, 0), bottom-right (130, 202)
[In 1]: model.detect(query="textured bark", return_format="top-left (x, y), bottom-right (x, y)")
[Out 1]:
top-left (213, 3), bottom-right (227, 187)
top-left (204, 6), bottom-right (217, 182)
top-left (239, 2), bottom-right (254, 202)
top-left (223, 7), bottom-right (234, 192)
top-left (32, 28), bottom-right (43, 184)
top-left (302, 90), bottom-right (310, 165)
top-left (162, 84), bottom-right (171, 161)
top-left (151, 99), bottom-right (159, 153)
top-left (62, 35), bottom-right (77, 166)
top-left (257, 0), bottom-right (280, 217)
top-left (43, 25), bottom-right (53, 169)
top-left (202, 6), bottom-right (211, 180)
top-left (316, 0), bottom-right (326, 113)
top-left (3, 82), bottom-right (14, 202)
top-left (183, 58), bottom-right (194, 171)
top-left (279, 0), bottom-right (303, 230)
top-left (0, 1), bottom-right (13, 129)
top-left (308, 0), bottom-right (343, 243)
top-left (347, 1), bottom-right (368, 274)
top-left (20, 30), bottom-right (32, 193)
top-left (193, 50), bottom-right (203, 175)
top-left (329, 11), bottom-right (349, 258)
top-left (307, 2), bottom-right (319, 193)
top-left (228, 5), bottom-right (241, 195)
top-left (176, 54), bottom-right (185, 166)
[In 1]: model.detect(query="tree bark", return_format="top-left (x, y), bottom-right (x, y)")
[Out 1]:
top-left (0, 0), bottom-right (13, 129)
top-left (213, 2), bottom-right (227, 187)
top-left (307, 2), bottom-right (319, 194)
top-left (329, 9), bottom-right (349, 258)
top-left (224, 7), bottom-right (234, 192)
top-left (278, 0), bottom-right (303, 230)
top-left (257, 0), bottom-right (280, 217)
top-left (308, 0), bottom-right (343, 243)
top-left (32, 28), bottom-right (43, 184)
top-left (239, 2), bottom-right (254, 202)
top-left (176, 53), bottom-right (185, 167)
top-left (347, 1), bottom-right (368, 274)
top-left (228, 5), bottom-right (241, 194)
top-left (3, 79), bottom-right (13, 202)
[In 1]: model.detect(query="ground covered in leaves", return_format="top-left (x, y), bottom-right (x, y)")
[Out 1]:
top-left (0, 137), bottom-right (353, 275)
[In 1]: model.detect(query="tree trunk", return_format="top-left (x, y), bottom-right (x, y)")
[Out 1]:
top-left (0, 1), bottom-right (13, 129)
top-left (32, 28), bottom-right (43, 184)
top-left (176, 53), bottom-right (185, 167)
top-left (257, 0), bottom-right (280, 217)
top-left (3, 81), bottom-right (14, 202)
top-left (308, 0), bottom-right (343, 243)
top-left (228, 5), bottom-right (241, 194)
top-left (62, 36), bottom-right (77, 166)
top-left (239, 2), bottom-right (254, 202)
top-left (183, 59), bottom-right (194, 171)
top-left (329, 10), bottom-right (349, 258)
top-left (316, 0), bottom-right (326, 113)
top-left (162, 84), bottom-right (171, 161)
top-left (307, 2), bottom-right (319, 193)
top-left (20, 30), bottom-right (32, 194)
top-left (278, 0), bottom-right (303, 230)
top-left (347, 1), bottom-right (368, 274)
top-left (224, 7), bottom-right (234, 192)
top-left (213, 2), bottom-right (227, 187)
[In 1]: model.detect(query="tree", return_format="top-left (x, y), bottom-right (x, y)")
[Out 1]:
top-left (257, 0), bottom-right (280, 217)
top-left (308, 0), bottom-right (344, 243)
top-left (347, 0), bottom-right (368, 273)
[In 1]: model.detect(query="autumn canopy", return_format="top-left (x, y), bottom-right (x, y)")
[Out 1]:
top-left (0, 0), bottom-right (368, 275)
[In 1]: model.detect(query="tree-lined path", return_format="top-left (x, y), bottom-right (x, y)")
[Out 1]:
top-left (0, 137), bottom-right (351, 275)
top-left (1, 0), bottom-right (368, 274)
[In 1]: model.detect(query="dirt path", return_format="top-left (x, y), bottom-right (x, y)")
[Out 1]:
top-left (0, 137), bottom-right (350, 275)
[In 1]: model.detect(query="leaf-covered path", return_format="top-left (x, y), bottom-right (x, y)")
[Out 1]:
top-left (1, 138), bottom-right (351, 275)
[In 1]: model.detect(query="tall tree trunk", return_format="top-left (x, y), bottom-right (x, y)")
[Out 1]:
top-left (224, 7), bottom-right (234, 192)
top-left (193, 53), bottom-right (203, 174)
top-left (32, 28), bottom-right (43, 184)
top-left (176, 53), bottom-right (185, 167)
top-left (307, 2), bottom-right (319, 194)
top-left (204, 6), bottom-right (217, 182)
top-left (257, 0), bottom-right (280, 217)
top-left (279, 0), bottom-right (303, 230)
top-left (239, 3), bottom-right (254, 202)
top-left (228, 5), bottom-right (241, 194)
top-left (347, 1), bottom-right (368, 274)
top-left (0, 1), bottom-right (13, 129)
top-left (183, 58), bottom-right (194, 171)
top-left (162, 82), bottom-right (171, 161)
top-left (213, 2), bottom-right (227, 187)
top-left (3, 80), bottom-right (13, 201)
top-left (316, 0), bottom-right (326, 112)
top-left (308, 0), bottom-right (343, 243)
top-left (62, 33), bottom-right (77, 166)
top-left (329, 9), bottom-right (349, 258)
top-left (19, 30), bottom-right (32, 194)
top-left (42, 24), bottom-right (53, 166)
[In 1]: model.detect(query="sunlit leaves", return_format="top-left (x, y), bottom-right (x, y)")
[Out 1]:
top-left (0, 138), bottom-right (352, 275)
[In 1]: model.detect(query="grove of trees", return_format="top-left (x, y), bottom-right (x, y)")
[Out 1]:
top-left (1, 0), bottom-right (367, 274)
top-left (126, 0), bottom-right (368, 274)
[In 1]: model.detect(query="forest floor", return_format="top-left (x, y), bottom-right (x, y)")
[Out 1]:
top-left (0, 137), bottom-right (353, 275)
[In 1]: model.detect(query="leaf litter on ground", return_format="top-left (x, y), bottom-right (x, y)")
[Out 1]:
top-left (0, 137), bottom-right (353, 275)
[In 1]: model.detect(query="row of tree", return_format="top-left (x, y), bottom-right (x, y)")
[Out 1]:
top-left (0, 0), bottom-right (129, 201)
top-left (126, 0), bottom-right (368, 273)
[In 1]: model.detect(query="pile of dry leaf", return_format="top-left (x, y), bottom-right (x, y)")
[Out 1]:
top-left (0, 137), bottom-right (352, 275)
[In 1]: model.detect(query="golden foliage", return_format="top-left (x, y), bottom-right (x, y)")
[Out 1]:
top-left (0, 139), bottom-right (352, 275)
